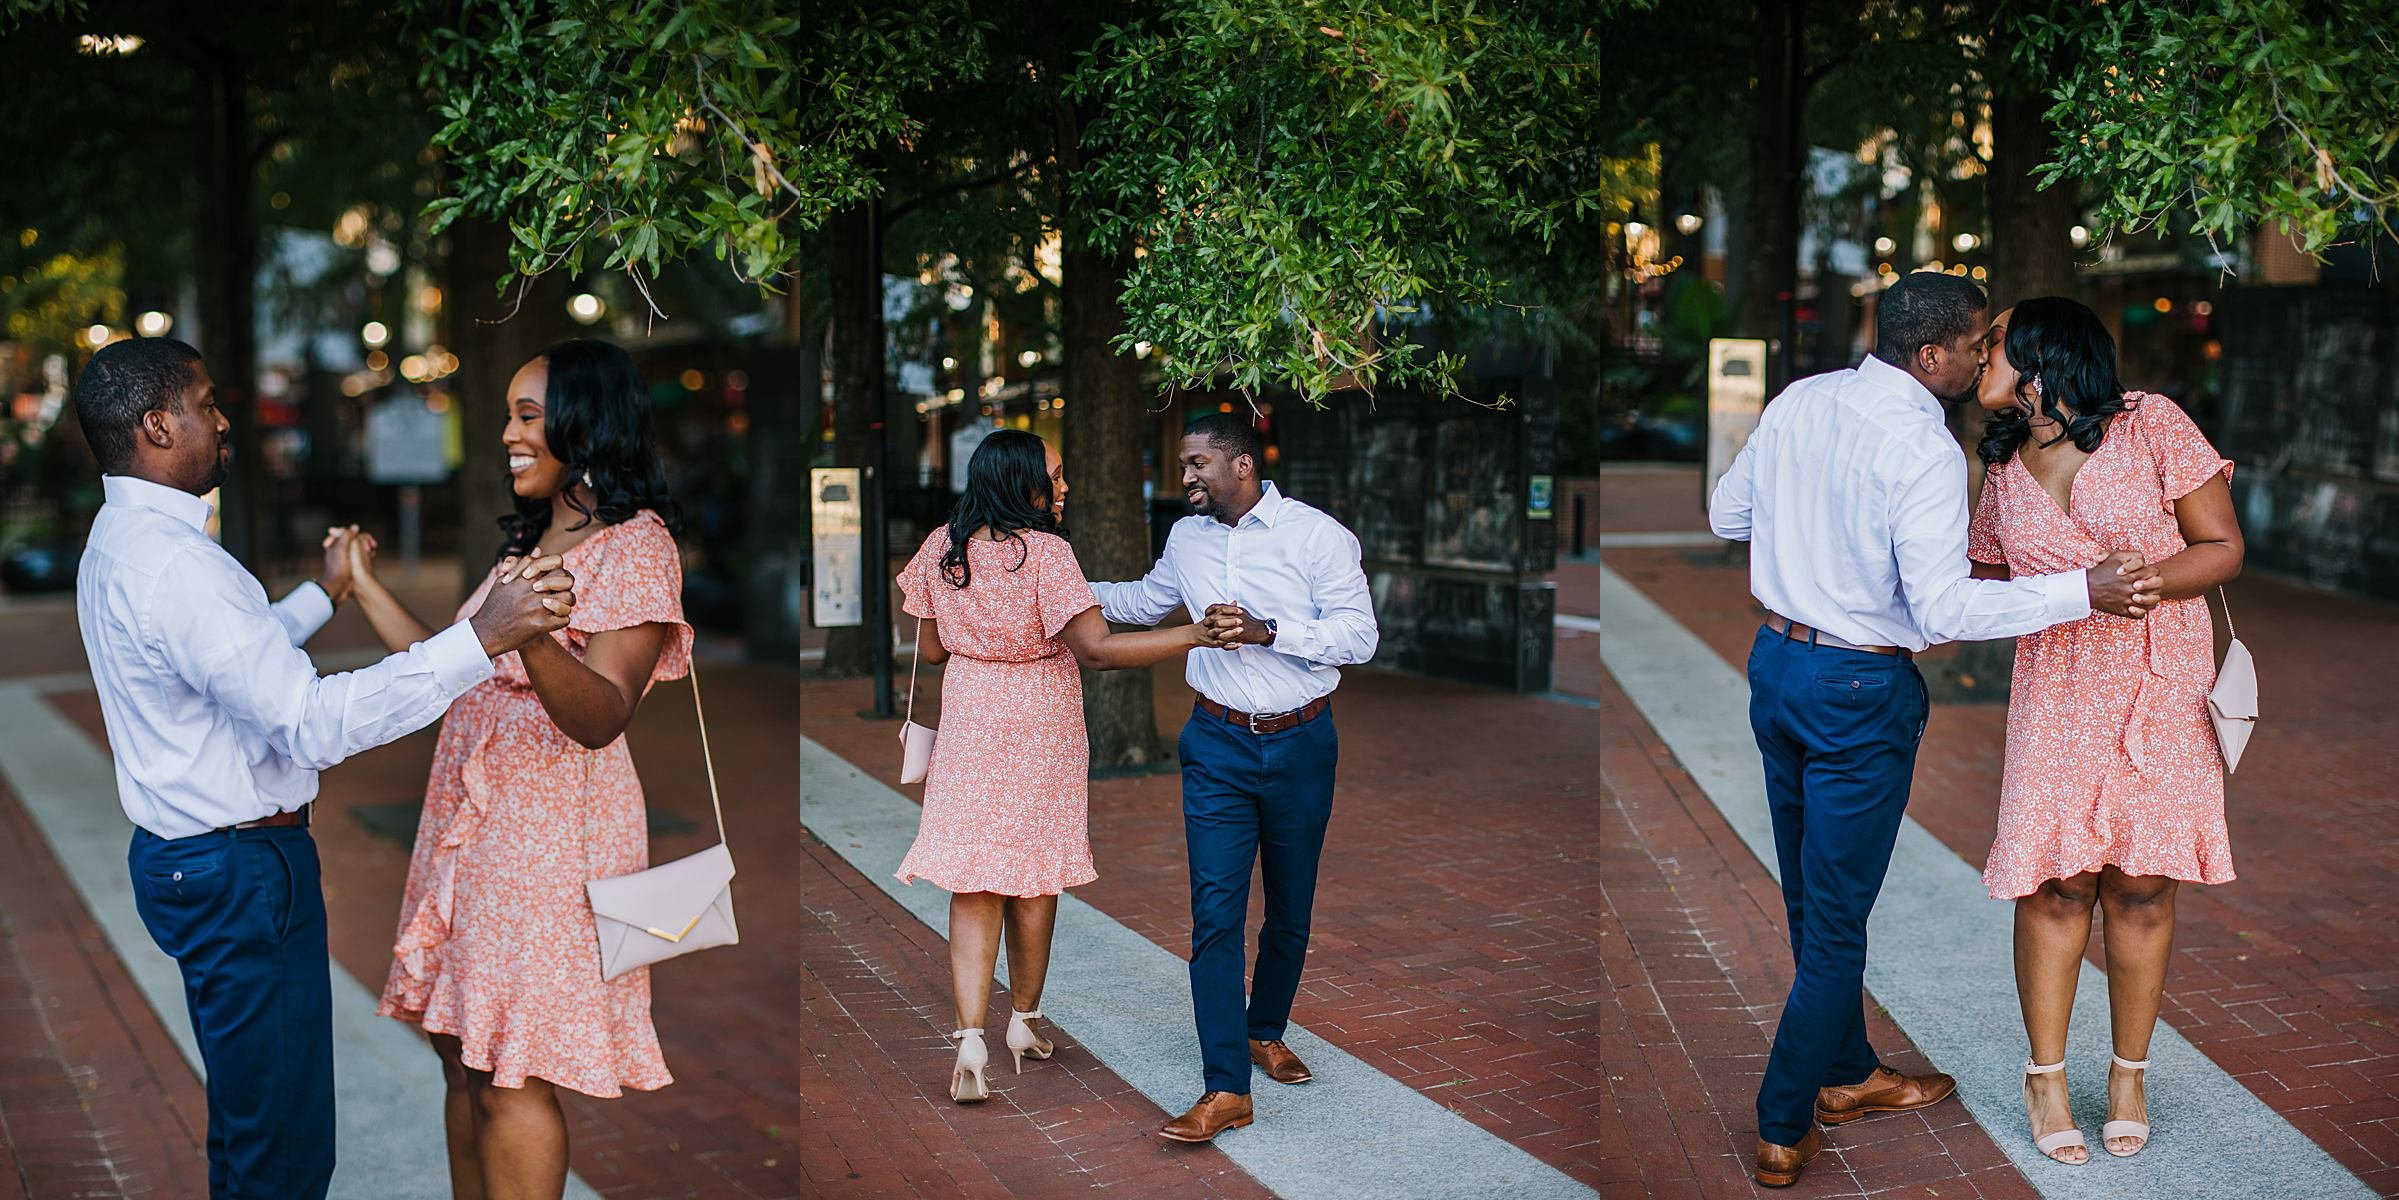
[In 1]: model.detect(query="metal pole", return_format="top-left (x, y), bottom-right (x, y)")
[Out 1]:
top-left (867, 421), bottom-right (894, 717)
top-left (1572, 492), bottom-right (1587, 558)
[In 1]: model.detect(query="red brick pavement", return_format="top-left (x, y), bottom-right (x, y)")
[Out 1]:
top-left (1592, 464), bottom-right (2399, 1196)
top-left (798, 828), bottom-right (1277, 1199)
top-left (0, 777), bottom-right (207, 1200)
top-left (800, 659), bottom-right (1608, 1190)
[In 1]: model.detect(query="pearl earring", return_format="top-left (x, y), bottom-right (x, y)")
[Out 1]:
top-left (2028, 376), bottom-right (2044, 398)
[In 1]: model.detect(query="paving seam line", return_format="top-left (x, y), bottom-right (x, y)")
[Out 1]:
top-left (799, 735), bottom-right (1600, 1200)
top-left (1594, 562), bottom-right (2373, 1200)
top-left (0, 678), bottom-right (603, 1200)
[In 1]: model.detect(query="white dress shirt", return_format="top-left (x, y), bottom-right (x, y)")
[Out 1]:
top-left (1092, 481), bottom-right (1380, 714)
top-left (1707, 354), bottom-right (2090, 652)
top-left (76, 475), bottom-right (496, 839)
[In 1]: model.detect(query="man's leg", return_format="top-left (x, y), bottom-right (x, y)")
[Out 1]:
top-left (1247, 710), bottom-right (1337, 1044)
top-left (1752, 649), bottom-right (1924, 1146)
top-left (1749, 629), bottom-right (1810, 960)
top-left (131, 827), bottom-right (336, 1200)
top-left (1180, 710), bottom-right (1264, 1095)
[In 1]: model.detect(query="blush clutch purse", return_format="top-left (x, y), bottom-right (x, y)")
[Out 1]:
top-left (900, 615), bottom-right (937, 784)
top-left (585, 653), bottom-right (738, 981)
top-left (2207, 588), bottom-right (2257, 774)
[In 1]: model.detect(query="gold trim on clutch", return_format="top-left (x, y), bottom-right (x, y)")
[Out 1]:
top-left (643, 912), bottom-right (707, 943)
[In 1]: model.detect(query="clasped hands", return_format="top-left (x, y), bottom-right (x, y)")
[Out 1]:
top-left (1187, 603), bottom-right (1272, 651)
top-left (318, 524), bottom-right (577, 655)
top-left (2087, 548), bottom-right (2165, 619)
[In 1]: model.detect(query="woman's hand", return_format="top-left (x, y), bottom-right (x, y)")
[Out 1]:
top-left (344, 528), bottom-right (381, 590)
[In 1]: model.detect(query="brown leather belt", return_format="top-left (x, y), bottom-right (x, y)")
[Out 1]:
top-left (1764, 614), bottom-right (1912, 660)
top-left (1196, 695), bottom-right (1332, 735)
top-left (224, 805), bottom-right (310, 833)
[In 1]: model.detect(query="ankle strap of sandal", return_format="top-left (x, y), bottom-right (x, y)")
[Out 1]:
top-left (1010, 1008), bottom-right (1043, 1020)
top-left (2025, 1058), bottom-right (2065, 1074)
top-left (950, 1028), bottom-right (985, 1040)
top-left (2112, 1054), bottom-right (2150, 1070)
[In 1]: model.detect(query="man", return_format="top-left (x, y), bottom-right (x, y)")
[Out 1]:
top-left (1707, 273), bottom-right (2163, 1187)
top-left (70, 337), bottom-right (576, 1199)
top-left (1091, 412), bottom-right (1379, 1143)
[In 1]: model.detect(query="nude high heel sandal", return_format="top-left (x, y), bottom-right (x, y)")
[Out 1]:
top-left (1006, 1008), bottom-right (1054, 1074)
top-left (2105, 1055), bottom-right (2151, 1157)
top-left (2022, 1059), bottom-right (2088, 1165)
top-left (949, 1028), bottom-right (990, 1103)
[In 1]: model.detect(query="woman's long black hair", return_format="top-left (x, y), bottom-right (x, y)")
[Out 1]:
top-left (1978, 296), bottom-right (2133, 468)
top-left (497, 338), bottom-right (682, 560)
top-left (940, 428), bottom-right (1058, 589)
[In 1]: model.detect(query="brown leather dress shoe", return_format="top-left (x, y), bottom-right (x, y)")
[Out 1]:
top-left (1815, 1065), bottom-right (1958, 1125)
top-left (1159, 1091), bottom-right (1255, 1143)
top-left (1754, 1125), bottom-right (1821, 1187)
top-left (1250, 1038), bottom-right (1313, 1084)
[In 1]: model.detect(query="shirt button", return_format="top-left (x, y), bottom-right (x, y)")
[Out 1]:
top-left (1851, 682), bottom-right (1861, 689)
top-left (172, 871), bottom-right (183, 881)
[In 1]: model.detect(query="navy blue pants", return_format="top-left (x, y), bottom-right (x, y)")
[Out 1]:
top-left (129, 825), bottom-right (335, 1200)
top-left (1746, 625), bottom-right (1930, 1145)
top-left (1178, 703), bottom-right (1338, 1095)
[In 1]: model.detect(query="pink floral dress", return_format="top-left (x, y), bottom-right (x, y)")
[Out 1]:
top-left (1970, 395), bottom-right (2237, 899)
top-left (378, 510), bottom-right (694, 1096)
top-left (894, 529), bottom-right (1100, 897)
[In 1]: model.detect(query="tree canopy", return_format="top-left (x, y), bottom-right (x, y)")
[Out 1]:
top-left (1074, 0), bottom-right (1602, 405)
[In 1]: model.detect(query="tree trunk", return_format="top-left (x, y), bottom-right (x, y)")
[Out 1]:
top-left (1060, 241), bottom-right (1166, 772)
top-left (748, 298), bottom-right (818, 666)
top-left (818, 202), bottom-right (881, 677)
top-left (443, 215), bottom-right (571, 598)
top-left (195, 54), bottom-right (261, 567)
top-left (1738, 0), bottom-right (1804, 392)
top-left (1933, 40), bottom-right (2082, 705)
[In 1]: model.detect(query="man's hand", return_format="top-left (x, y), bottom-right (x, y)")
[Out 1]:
top-left (467, 555), bottom-right (578, 656)
top-left (1202, 603), bottom-right (1273, 648)
top-left (2086, 549), bottom-right (2164, 619)
top-left (318, 525), bottom-right (360, 605)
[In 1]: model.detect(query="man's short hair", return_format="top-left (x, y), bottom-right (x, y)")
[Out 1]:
top-left (74, 338), bottom-right (202, 473)
top-left (1871, 272), bottom-right (1988, 367)
top-left (1183, 411), bottom-right (1263, 467)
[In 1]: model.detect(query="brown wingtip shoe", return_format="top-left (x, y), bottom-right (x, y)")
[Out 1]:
top-left (1754, 1124), bottom-right (1822, 1188)
top-left (1249, 1038), bottom-right (1313, 1084)
top-left (1159, 1091), bottom-right (1255, 1143)
top-left (1815, 1065), bottom-right (1958, 1126)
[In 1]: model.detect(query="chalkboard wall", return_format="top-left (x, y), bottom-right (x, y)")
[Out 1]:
top-left (2217, 288), bottom-right (2399, 600)
top-left (1271, 350), bottom-right (1560, 692)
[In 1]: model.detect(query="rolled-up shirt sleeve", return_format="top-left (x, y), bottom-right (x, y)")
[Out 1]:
top-left (1891, 452), bottom-right (2090, 644)
top-left (270, 580), bottom-right (335, 646)
top-left (149, 547), bottom-right (492, 771)
top-left (1270, 524), bottom-right (1378, 667)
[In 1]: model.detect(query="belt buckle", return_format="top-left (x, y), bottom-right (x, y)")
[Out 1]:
top-left (1248, 708), bottom-right (1291, 734)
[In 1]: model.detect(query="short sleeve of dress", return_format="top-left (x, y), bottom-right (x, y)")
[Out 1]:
top-left (1031, 535), bottom-right (1100, 641)
top-left (1967, 462), bottom-right (2006, 564)
top-left (899, 531), bottom-right (946, 621)
top-left (2138, 395), bottom-right (2235, 500)
top-left (568, 512), bottom-right (694, 683)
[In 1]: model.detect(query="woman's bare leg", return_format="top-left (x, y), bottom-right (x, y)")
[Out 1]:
top-left (949, 891), bottom-right (1007, 1031)
top-left (1002, 894), bottom-right (1060, 1015)
top-left (468, 1072), bottom-right (570, 1200)
top-left (429, 1033), bottom-right (486, 1200)
top-left (2016, 872), bottom-right (2100, 1164)
top-left (2099, 866), bottom-right (2178, 1154)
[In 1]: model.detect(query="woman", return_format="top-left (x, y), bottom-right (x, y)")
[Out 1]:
top-left (353, 339), bottom-right (692, 1200)
top-left (1967, 297), bottom-right (2244, 1165)
top-left (895, 428), bottom-right (1216, 1103)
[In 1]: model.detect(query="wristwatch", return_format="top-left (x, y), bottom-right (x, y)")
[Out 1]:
top-left (1260, 617), bottom-right (1278, 646)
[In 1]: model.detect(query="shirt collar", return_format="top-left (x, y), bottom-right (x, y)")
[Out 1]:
top-left (102, 474), bottom-right (215, 534)
top-left (1856, 353), bottom-right (1945, 420)
top-left (1237, 480), bottom-right (1288, 529)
